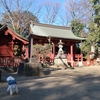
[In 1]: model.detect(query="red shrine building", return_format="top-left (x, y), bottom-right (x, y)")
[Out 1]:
top-left (29, 22), bottom-right (86, 66)
top-left (0, 23), bottom-right (86, 67)
top-left (0, 24), bottom-right (28, 67)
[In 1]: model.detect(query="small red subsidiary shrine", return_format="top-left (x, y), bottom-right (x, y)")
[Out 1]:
top-left (0, 24), bottom-right (29, 67)
top-left (29, 22), bottom-right (86, 66)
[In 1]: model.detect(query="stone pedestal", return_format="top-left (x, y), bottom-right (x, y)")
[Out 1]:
top-left (52, 40), bottom-right (70, 69)
top-left (54, 58), bottom-right (70, 69)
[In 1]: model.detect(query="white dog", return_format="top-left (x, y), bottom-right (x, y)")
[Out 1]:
top-left (6, 76), bottom-right (18, 95)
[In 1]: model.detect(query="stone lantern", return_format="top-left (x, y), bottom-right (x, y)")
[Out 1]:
top-left (53, 39), bottom-right (70, 69)
top-left (55, 40), bottom-right (66, 59)
top-left (58, 40), bottom-right (64, 54)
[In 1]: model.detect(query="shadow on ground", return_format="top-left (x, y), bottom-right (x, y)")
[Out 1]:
top-left (0, 67), bottom-right (100, 100)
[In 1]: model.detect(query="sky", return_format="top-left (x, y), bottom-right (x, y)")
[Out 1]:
top-left (31, 0), bottom-right (66, 12)
top-left (36, 0), bottom-right (66, 9)
top-left (36, 0), bottom-right (66, 4)
top-left (0, 0), bottom-right (76, 26)
top-left (30, 0), bottom-right (67, 25)
top-left (0, 0), bottom-right (66, 17)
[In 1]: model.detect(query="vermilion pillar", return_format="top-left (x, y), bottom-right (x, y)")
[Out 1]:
top-left (70, 45), bottom-right (73, 66)
top-left (25, 47), bottom-right (28, 59)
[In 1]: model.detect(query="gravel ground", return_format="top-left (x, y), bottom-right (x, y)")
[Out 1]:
top-left (0, 65), bottom-right (100, 100)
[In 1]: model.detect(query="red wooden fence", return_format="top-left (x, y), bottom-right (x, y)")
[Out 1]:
top-left (0, 57), bottom-right (23, 67)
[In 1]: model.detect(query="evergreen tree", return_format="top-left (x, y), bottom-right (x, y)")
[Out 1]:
top-left (92, 0), bottom-right (100, 26)
top-left (90, 0), bottom-right (100, 42)
top-left (71, 20), bottom-right (86, 37)
top-left (81, 0), bottom-right (100, 58)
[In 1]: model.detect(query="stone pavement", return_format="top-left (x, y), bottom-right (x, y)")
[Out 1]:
top-left (0, 65), bottom-right (100, 100)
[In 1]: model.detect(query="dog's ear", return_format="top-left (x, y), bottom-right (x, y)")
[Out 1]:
top-left (7, 76), bottom-right (15, 81)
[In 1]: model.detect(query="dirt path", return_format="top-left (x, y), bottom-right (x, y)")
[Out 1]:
top-left (0, 65), bottom-right (100, 100)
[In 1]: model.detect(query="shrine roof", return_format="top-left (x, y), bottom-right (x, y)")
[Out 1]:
top-left (0, 24), bottom-right (28, 44)
top-left (30, 22), bottom-right (86, 41)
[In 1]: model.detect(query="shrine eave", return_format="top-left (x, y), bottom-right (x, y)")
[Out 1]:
top-left (0, 25), bottom-right (29, 45)
top-left (30, 22), bottom-right (86, 42)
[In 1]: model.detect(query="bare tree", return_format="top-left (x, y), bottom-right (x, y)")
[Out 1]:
top-left (42, 1), bottom-right (61, 24)
top-left (0, 0), bottom-right (38, 35)
top-left (61, 0), bottom-right (93, 26)
top-left (30, 2), bottom-right (43, 20)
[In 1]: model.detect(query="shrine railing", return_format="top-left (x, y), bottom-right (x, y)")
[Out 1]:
top-left (74, 54), bottom-right (83, 61)
top-left (38, 52), bottom-right (54, 63)
top-left (38, 53), bottom-right (84, 63)
top-left (0, 57), bottom-right (24, 67)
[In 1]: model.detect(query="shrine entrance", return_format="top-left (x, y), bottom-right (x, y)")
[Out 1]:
top-left (29, 22), bottom-right (86, 67)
